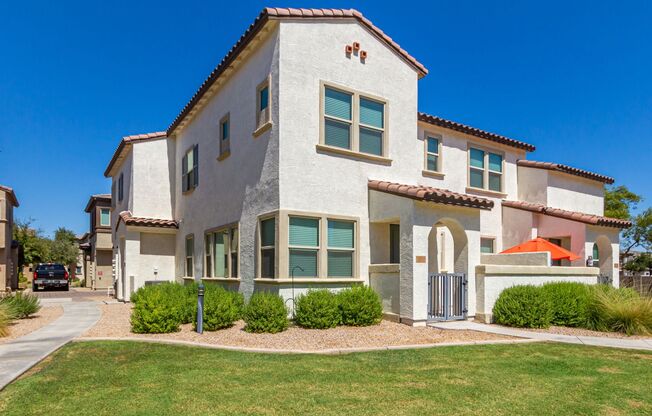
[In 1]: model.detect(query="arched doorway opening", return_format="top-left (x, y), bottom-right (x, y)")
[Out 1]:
top-left (427, 218), bottom-right (469, 320)
top-left (594, 235), bottom-right (613, 285)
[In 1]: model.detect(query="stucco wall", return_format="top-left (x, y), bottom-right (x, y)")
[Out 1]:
top-left (369, 264), bottom-right (400, 316)
top-left (547, 171), bottom-right (604, 216)
top-left (132, 138), bottom-right (175, 220)
top-left (112, 152), bottom-right (133, 222)
top-left (173, 26), bottom-right (280, 299)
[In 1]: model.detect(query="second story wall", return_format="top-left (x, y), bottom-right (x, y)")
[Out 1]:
top-left (112, 152), bottom-right (133, 224)
top-left (132, 138), bottom-right (175, 220)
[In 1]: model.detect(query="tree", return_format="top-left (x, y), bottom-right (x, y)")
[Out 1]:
top-left (622, 208), bottom-right (652, 255)
top-left (12, 219), bottom-right (51, 268)
top-left (604, 185), bottom-right (641, 220)
top-left (624, 252), bottom-right (652, 276)
top-left (49, 227), bottom-right (79, 266)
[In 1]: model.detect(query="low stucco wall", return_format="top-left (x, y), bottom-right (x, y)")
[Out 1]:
top-left (369, 264), bottom-right (400, 318)
top-left (475, 264), bottom-right (599, 323)
top-left (480, 252), bottom-right (550, 266)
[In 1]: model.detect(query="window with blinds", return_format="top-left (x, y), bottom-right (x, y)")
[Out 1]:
top-left (322, 84), bottom-right (386, 157)
top-left (100, 208), bottom-right (110, 227)
top-left (425, 136), bottom-right (441, 172)
top-left (204, 225), bottom-right (238, 278)
top-left (185, 236), bottom-right (194, 277)
top-left (327, 220), bottom-right (354, 277)
top-left (289, 217), bottom-right (319, 278)
top-left (256, 77), bottom-right (271, 130)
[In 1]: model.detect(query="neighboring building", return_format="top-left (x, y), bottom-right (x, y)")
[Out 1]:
top-left (103, 8), bottom-right (630, 324)
top-left (0, 185), bottom-right (19, 291)
top-left (82, 194), bottom-right (113, 290)
top-left (76, 233), bottom-right (89, 284)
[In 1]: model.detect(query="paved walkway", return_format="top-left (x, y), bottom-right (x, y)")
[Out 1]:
top-left (430, 320), bottom-right (652, 351)
top-left (0, 302), bottom-right (101, 390)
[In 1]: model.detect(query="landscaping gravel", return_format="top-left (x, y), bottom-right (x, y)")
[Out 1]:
top-left (82, 303), bottom-right (513, 351)
top-left (514, 325), bottom-right (652, 340)
top-left (0, 306), bottom-right (64, 344)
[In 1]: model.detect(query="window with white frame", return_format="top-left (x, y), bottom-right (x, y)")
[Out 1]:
top-left (205, 225), bottom-right (238, 278)
top-left (288, 217), bottom-right (320, 278)
top-left (219, 114), bottom-right (230, 159)
top-left (182, 145), bottom-right (199, 192)
top-left (99, 208), bottom-right (110, 227)
top-left (185, 235), bottom-right (194, 277)
top-left (260, 217), bottom-right (276, 278)
top-left (322, 84), bottom-right (386, 157)
top-left (469, 148), bottom-right (503, 192)
top-left (480, 237), bottom-right (495, 254)
top-left (425, 135), bottom-right (441, 172)
top-left (256, 78), bottom-right (270, 129)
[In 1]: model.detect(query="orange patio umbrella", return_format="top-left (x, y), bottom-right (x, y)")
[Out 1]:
top-left (500, 237), bottom-right (581, 261)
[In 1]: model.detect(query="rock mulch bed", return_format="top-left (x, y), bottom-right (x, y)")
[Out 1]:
top-left (0, 306), bottom-right (64, 344)
top-left (82, 303), bottom-right (514, 351)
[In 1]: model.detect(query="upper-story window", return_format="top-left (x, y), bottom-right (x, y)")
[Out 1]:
top-left (256, 77), bottom-right (271, 130)
top-left (100, 208), bottom-right (110, 227)
top-left (469, 147), bottom-right (503, 193)
top-left (424, 134), bottom-right (442, 172)
top-left (182, 145), bottom-right (199, 192)
top-left (321, 83), bottom-right (386, 157)
top-left (219, 114), bottom-right (230, 160)
top-left (118, 173), bottom-right (124, 202)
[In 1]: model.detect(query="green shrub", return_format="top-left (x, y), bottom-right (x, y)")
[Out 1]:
top-left (130, 283), bottom-right (185, 333)
top-left (541, 282), bottom-right (592, 327)
top-left (337, 285), bottom-right (383, 327)
top-left (0, 303), bottom-right (16, 337)
top-left (196, 286), bottom-right (244, 331)
top-left (182, 282), bottom-right (200, 324)
top-left (586, 285), bottom-right (652, 335)
top-left (243, 292), bottom-right (288, 333)
top-left (0, 292), bottom-right (41, 319)
top-left (294, 290), bottom-right (341, 329)
top-left (493, 285), bottom-right (553, 328)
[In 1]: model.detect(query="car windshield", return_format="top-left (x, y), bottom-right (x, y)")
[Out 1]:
top-left (37, 264), bottom-right (66, 272)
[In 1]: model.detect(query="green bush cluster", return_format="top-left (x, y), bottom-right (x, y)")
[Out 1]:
top-left (493, 283), bottom-right (652, 335)
top-left (243, 292), bottom-right (289, 333)
top-left (0, 292), bottom-right (41, 319)
top-left (294, 290), bottom-right (341, 329)
top-left (493, 285), bottom-right (553, 328)
top-left (130, 283), bottom-right (186, 334)
top-left (197, 286), bottom-right (244, 331)
top-left (293, 286), bottom-right (383, 329)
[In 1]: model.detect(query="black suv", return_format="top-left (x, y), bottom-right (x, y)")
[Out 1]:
top-left (33, 263), bottom-right (70, 291)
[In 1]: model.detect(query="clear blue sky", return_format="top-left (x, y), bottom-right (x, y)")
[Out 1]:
top-left (1, 0), bottom-right (650, 237)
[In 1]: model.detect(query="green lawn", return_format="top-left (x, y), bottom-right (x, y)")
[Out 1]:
top-left (1, 342), bottom-right (651, 415)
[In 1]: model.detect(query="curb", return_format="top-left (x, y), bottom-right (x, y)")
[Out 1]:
top-left (72, 336), bottom-right (542, 355)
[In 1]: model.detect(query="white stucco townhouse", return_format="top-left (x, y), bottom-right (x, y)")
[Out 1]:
top-left (104, 7), bottom-right (631, 326)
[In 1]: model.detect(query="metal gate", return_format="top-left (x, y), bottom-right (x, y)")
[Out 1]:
top-left (428, 273), bottom-right (467, 321)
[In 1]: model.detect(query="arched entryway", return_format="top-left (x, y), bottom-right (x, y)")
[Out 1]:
top-left (427, 218), bottom-right (469, 320)
top-left (594, 235), bottom-right (614, 284)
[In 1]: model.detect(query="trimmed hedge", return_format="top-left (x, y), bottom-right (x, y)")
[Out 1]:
top-left (243, 292), bottom-right (288, 333)
top-left (0, 292), bottom-right (41, 319)
top-left (493, 285), bottom-right (553, 329)
top-left (295, 290), bottom-right (341, 329)
top-left (196, 286), bottom-right (244, 331)
top-left (130, 283), bottom-right (185, 333)
top-left (541, 282), bottom-right (591, 327)
top-left (337, 285), bottom-right (383, 327)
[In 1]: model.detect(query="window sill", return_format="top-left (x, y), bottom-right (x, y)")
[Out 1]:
top-left (217, 150), bottom-right (231, 161)
top-left (316, 144), bottom-right (392, 165)
top-left (254, 277), bottom-right (365, 284)
top-left (465, 187), bottom-right (507, 198)
top-left (201, 277), bottom-right (241, 282)
top-left (253, 121), bottom-right (272, 138)
top-left (422, 170), bottom-right (445, 179)
top-left (182, 187), bottom-right (196, 195)
top-left (181, 276), bottom-right (194, 281)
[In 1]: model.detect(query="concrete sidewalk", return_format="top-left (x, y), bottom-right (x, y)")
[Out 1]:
top-left (431, 320), bottom-right (652, 351)
top-left (0, 302), bottom-right (101, 390)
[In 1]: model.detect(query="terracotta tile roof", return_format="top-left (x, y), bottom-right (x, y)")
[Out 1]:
top-left (502, 200), bottom-right (631, 228)
top-left (368, 180), bottom-right (494, 210)
top-left (104, 131), bottom-right (166, 177)
top-left (0, 185), bottom-right (19, 207)
top-left (118, 211), bottom-right (178, 229)
top-left (84, 194), bottom-right (112, 213)
top-left (517, 159), bottom-right (614, 184)
top-left (418, 112), bottom-right (536, 152)
top-left (167, 7), bottom-right (428, 135)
